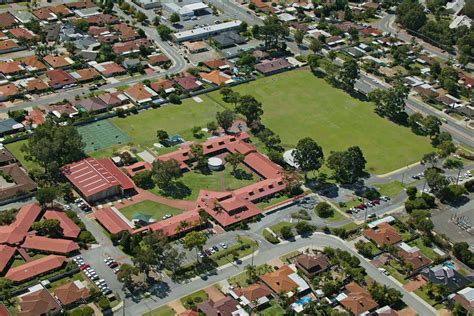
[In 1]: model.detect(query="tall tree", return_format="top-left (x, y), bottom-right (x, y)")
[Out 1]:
top-left (309, 38), bottom-right (322, 53)
top-left (117, 264), bottom-right (138, 290)
top-left (152, 159), bottom-right (182, 189)
top-left (423, 115), bottom-right (441, 139)
top-left (190, 144), bottom-right (206, 169)
top-left (443, 158), bottom-right (464, 184)
top-left (260, 15), bottom-right (289, 49)
top-left (183, 231), bottom-right (207, 263)
top-left (292, 137), bottom-right (324, 180)
top-left (22, 120), bottom-right (85, 180)
top-left (294, 29), bottom-right (305, 45)
top-left (421, 152), bottom-right (438, 168)
top-left (235, 95), bottom-right (263, 124)
top-left (0, 278), bottom-right (13, 304)
top-left (225, 152), bottom-right (245, 174)
top-left (368, 82), bottom-right (409, 123)
top-left (327, 146), bottom-right (367, 184)
top-left (216, 110), bottom-right (235, 133)
top-left (339, 59), bottom-right (359, 91)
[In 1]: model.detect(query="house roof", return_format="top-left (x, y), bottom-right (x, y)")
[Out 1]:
top-left (150, 79), bottom-right (174, 93)
top-left (135, 209), bottom-right (200, 236)
top-left (43, 55), bottom-right (74, 69)
top-left (92, 61), bottom-right (126, 76)
top-left (8, 28), bottom-right (36, 41)
top-left (0, 61), bottom-right (23, 75)
top-left (45, 102), bottom-right (78, 117)
top-left (397, 243), bottom-right (432, 271)
top-left (22, 235), bottom-right (79, 254)
top-left (6, 255), bottom-right (65, 282)
top-left (178, 311), bottom-right (199, 316)
top-left (113, 23), bottom-right (138, 40)
top-left (0, 13), bottom-right (16, 29)
top-left (49, 4), bottom-right (73, 16)
top-left (260, 265), bottom-right (299, 294)
top-left (0, 84), bottom-right (19, 97)
top-left (198, 297), bottom-right (240, 316)
top-left (0, 244), bottom-right (16, 272)
top-left (124, 83), bottom-right (157, 103)
top-left (200, 70), bottom-right (232, 85)
top-left (21, 56), bottom-right (47, 72)
top-left (363, 222), bottom-right (402, 247)
top-left (18, 288), bottom-right (60, 316)
top-left (32, 8), bottom-right (56, 20)
top-left (23, 108), bottom-right (45, 126)
top-left (235, 283), bottom-right (271, 302)
top-left (54, 280), bottom-right (90, 305)
top-left (94, 207), bottom-right (132, 235)
top-left (421, 265), bottom-right (470, 292)
top-left (0, 203), bottom-right (41, 245)
top-left (98, 91), bottom-right (128, 106)
top-left (112, 38), bottom-right (151, 54)
top-left (454, 287), bottom-right (474, 311)
top-left (61, 157), bottom-right (134, 199)
top-left (340, 282), bottom-right (378, 315)
top-left (0, 148), bottom-right (15, 164)
top-left (45, 69), bottom-right (76, 87)
top-left (296, 253), bottom-right (330, 272)
top-left (203, 59), bottom-right (228, 69)
top-left (43, 210), bottom-right (81, 239)
top-left (174, 75), bottom-right (199, 91)
top-left (183, 41), bottom-right (208, 52)
top-left (23, 78), bottom-right (49, 92)
top-left (69, 68), bottom-right (100, 82)
top-left (148, 53), bottom-right (170, 65)
top-left (254, 58), bottom-right (292, 74)
top-left (123, 161), bottom-right (152, 177)
top-left (85, 14), bottom-right (119, 26)
top-left (0, 40), bottom-right (19, 52)
top-left (74, 96), bottom-right (107, 113)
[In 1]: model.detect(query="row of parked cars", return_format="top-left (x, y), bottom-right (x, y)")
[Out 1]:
top-left (346, 196), bottom-right (390, 215)
top-left (73, 256), bottom-right (112, 295)
top-left (198, 243), bottom-right (228, 258)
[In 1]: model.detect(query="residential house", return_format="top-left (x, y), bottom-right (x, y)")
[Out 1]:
top-left (124, 83), bottom-right (158, 105)
top-left (174, 75), bottom-right (201, 91)
top-left (0, 13), bottom-right (16, 29)
top-left (182, 41), bottom-right (208, 54)
top-left (90, 61), bottom-right (126, 77)
top-left (421, 265), bottom-right (471, 293)
top-left (0, 61), bottom-right (24, 77)
top-left (197, 297), bottom-right (248, 316)
top-left (0, 40), bottom-right (21, 54)
top-left (0, 84), bottom-right (19, 101)
top-left (45, 69), bottom-right (77, 89)
top-left (45, 102), bottom-right (78, 118)
top-left (0, 163), bottom-right (37, 200)
top-left (452, 287), bottom-right (474, 312)
top-left (0, 148), bottom-right (15, 167)
top-left (74, 96), bottom-right (107, 113)
top-left (254, 58), bottom-right (292, 76)
top-left (69, 68), bottom-right (101, 83)
top-left (148, 54), bottom-right (171, 67)
top-left (337, 282), bottom-right (379, 315)
top-left (112, 38), bottom-right (152, 55)
top-left (8, 28), bottom-right (36, 42)
top-left (200, 70), bottom-right (233, 85)
top-left (363, 222), bottom-right (402, 247)
top-left (295, 253), bottom-right (330, 278)
top-left (12, 11), bottom-right (34, 25)
top-left (17, 288), bottom-right (61, 316)
top-left (230, 283), bottom-right (272, 310)
top-left (44, 24), bottom-right (61, 42)
top-left (54, 280), bottom-right (90, 307)
top-left (21, 56), bottom-right (47, 72)
top-left (113, 23), bottom-right (139, 41)
top-left (85, 14), bottom-right (119, 26)
top-left (437, 94), bottom-right (461, 107)
top-left (98, 91), bottom-right (129, 108)
top-left (150, 79), bottom-right (175, 94)
top-left (325, 35), bottom-right (345, 46)
top-left (32, 8), bottom-right (57, 21)
top-left (23, 108), bottom-right (45, 128)
top-left (49, 4), bottom-right (73, 17)
top-left (259, 265), bottom-right (310, 297)
top-left (212, 31), bottom-right (246, 48)
top-left (203, 59), bottom-right (230, 70)
top-left (43, 55), bottom-right (75, 69)
top-left (397, 242), bottom-right (432, 273)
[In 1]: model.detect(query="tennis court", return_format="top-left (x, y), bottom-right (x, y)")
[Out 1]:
top-left (78, 120), bottom-right (131, 153)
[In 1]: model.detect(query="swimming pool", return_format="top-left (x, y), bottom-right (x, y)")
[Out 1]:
top-left (295, 295), bottom-right (312, 306)
top-left (443, 261), bottom-right (456, 270)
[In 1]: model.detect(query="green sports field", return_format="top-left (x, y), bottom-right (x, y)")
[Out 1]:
top-left (210, 70), bottom-right (433, 174)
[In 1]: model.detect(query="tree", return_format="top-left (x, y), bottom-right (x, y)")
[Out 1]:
top-left (453, 242), bottom-right (473, 268)
top-left (235, 95), bottom-right (263, 124)
top-left (423, 115), bottom-right (441, 138)
top-left (156, 130), bottom-right (169, 143)
top-left (292, 137), bottom-right (324, 180)
top-left (295, 221), bottom-right (314, 234)
top-left (294, 29), bottom-right (305, 45)
top-left (36, 186), bottom-right (59, 206)
top-left (206, 121), bottom-right (218, 134)
top-left (327, 146), bottom-right (367, 184)
top-left (132, 170), bottom-right (154, 189)
top-left (225, 152), bottom-right (245, 174)
top-left (307, 54), bottom-right (320, 72)
top-left (421, 152), bottom-right (438, 168)
top-left (220, 88), bottom-right (241, 106)
top-left (152, 159), bottom-right (182, 188)
top-left (157, 25), bottom-right (173, 40)
top-left (74, 19), bottom-right (89, 32)
top-left (339, 59), bottom-right (359, 91)
top-left (424, 168), bottom-right (449, 195)
top-left (163, 247), bottom-right (185, 276)
top-left (406, 186), bottom-right (418, 200)
top-left (369, 282), bottom-right (402, 306)
top-left (183, 231), bottom-right (207, 263)
top-left (438, 140), bottom-right (456, 158)
top-left (408, 112), bottom-right (425, 134)
top-left (280, 225), bottom-right (294, 239)
top-left (169, 13), bottom-right (180, 23)
top-left (281, 169), bottom-right (303, 195)
top-left (396, 0), bottom-right (427, 31)
top-left (31, 219), bottom-right (62, 238)
top-left (309, 38), bottom-right (322, 53)
top-left (443, 158), bottom-right (463, 184)
top-left (260, 15), bottom-right (289, 49)
top-left (97, 297), bottom-right (111, 310)
top-left (22, 121), bottom-right (85, 181)
top-left (315, 202), bottom-right (334, 218)
top-left (117, 263), bottom-right (138, 289)
top-left (368, 83), bottom-right (409, 123)
top-left (216, 110), bottom-right (235, 133)
top-left (0, 278), bottom-right (13, 303)
top-left (190, 144), bottom-right (206, 169)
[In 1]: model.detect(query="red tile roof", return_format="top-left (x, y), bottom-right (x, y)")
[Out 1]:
top-left (6, 255), bottom-right (65, 282)
top-left (18, 288), bottom-right (60, 316)
top-left (123, 161), bottom-right (152, 177)
top-left (94, 207), bottom-right (132, 235)
top-left (61, 157), bottom-right (134, 199)
top-left (260, 265), bottom-right (298, 294)
top-left (340, 282), bottom-right (378, 315)
top-left (43, 55), bottom-right (74, 69)
top-left (24, 109), bottom-right (45, 126)
top-left (135, 210), bottom-right (200, 236)
top-left (32, 8), bottom-right (56, 20)
top-left (0, 40), bottom-right (19, 52)
top-left (174, 75), bottom-right (199, 91)
top-left (0, 203), bottom-right (42, 245)
top-left (0, 83), bottom-right (19, 98)
top-left (22, 235), bottom-right (79, 254)
top-left (21, 56), bottom-right (47, 72)
top-left (363, 222), bottom-right (402, 247)
top-left (0, 244), bottom-right (16, 272)
top-left (8, 28), bottom-right (36, 41)
top-left (45, 69), bottom-right (76, 88)
top-left (112, 38), bottom-right (151, 54)
top-left (0, 61), bottom-right (23, 75)
top-left (43, 210), bottom-right (81, 239)
top-left (54, 281), bottom-right (90, 305)
top-left (0, 13), bottom-right (16, 29)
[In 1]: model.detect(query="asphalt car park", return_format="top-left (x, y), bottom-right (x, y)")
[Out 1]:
top-left (73, 256), bottom-right (113, 296)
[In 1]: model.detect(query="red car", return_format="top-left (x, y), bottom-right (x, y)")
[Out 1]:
top-left (372, 199), bottom-right (380, 205)
top-left (79, 264), bottom-right (90, 270)
top-left (358, 203), bottom-right (367, 209)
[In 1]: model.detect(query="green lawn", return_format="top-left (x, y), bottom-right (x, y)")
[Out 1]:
top-left (211, 70), bottom-right (433, 175)
top-left (317, 207), bottom-right (347, 222)
top-left (118, 200), bottom-right (183, 221)
top-left (49, 272), bottom-right (84, 289)
top-left (143, 305), bottom-right (176, 316)
top-left (270, 222), bottom-right (293, 234)
top-left (260, 303), bottom-right (286, 316)
top-left (373, 181), bottom-right (406, 198)
top-left (256, 194), bottom-right (291, 210)
top-left (180, 290), bottom-right (209, 309)
top-left (409, 238), bottom-right (440, 261)
top-left (151, 165), bottom-right (255, 201)
top-left (5, 140), bottom-right (40, 171)
top-left (414, 287), bottom-right (445, 310)
top-left (111, 96), bottom-right (224, 149)
top-left (228, 264), bottom-right (273, 287)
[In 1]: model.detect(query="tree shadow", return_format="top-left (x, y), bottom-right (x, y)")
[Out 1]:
top-left (160, 181), bottom-right (192, 199)
top-left (233, 169), bottom-right (253, 180)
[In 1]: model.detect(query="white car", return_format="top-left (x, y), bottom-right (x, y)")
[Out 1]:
top-left (378, 268), bottom-right (389, 275)
top-left (220, 243), bottom-right (227, 249)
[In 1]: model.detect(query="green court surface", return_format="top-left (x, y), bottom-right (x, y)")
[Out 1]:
top-left (118, 200), bottom-right (183, 221)
top-left (77, 120), bottom-right (131, 153)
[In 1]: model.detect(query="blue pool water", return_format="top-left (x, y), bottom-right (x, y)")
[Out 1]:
top-left (295, 296), bottom-right (312, 306)
top-left (443, 261), bottom-right (456, 270)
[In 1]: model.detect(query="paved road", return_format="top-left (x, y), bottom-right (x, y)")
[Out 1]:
top-left (208, 0), bottom-right (263, 26)
top-left (123, 233), bottom-right (437, 316)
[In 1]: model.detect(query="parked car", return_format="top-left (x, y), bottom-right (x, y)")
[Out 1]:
top-left (80, 264), bottom-right (90, 270)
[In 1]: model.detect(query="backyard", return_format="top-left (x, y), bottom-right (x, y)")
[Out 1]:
top-left (210, 70), bottom-right (433, 175)
top-left (118, 200), bottom-right (183, 221)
